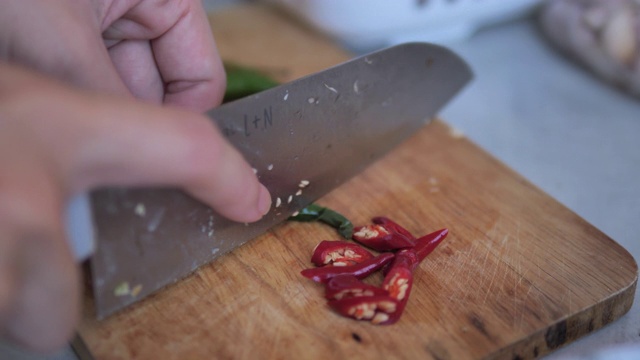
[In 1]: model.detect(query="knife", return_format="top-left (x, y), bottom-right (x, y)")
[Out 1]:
top-left (66, 42), bottom-right (472, 319)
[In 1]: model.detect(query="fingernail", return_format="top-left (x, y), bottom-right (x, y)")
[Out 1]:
top-left (257, 184), bottom-right (271, 216)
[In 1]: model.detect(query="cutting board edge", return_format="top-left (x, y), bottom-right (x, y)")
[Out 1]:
top-left (487, 274), bottom-right (637, 360)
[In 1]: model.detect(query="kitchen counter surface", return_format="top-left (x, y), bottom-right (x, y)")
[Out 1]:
top-left (3, 2), bottom-right (638, 360)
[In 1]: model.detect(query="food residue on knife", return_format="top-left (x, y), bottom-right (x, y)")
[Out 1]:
top-left (114, 282), bottom-right (130, 297)
top-left (134, 203), bottom-right (146, 217)
top-left (130, 284), bottom-right (143, 297)
top-left (324, 84), bottom-right (338, 93)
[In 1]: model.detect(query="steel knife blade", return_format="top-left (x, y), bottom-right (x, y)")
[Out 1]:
top-left (85, 42), bottom-right (472, 318)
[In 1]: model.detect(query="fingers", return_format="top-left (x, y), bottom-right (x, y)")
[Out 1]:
top-left (3, 63), bottom-right (271, 223)
top-left (0, 136), bottom-right (79, 353)
top-left (103, 0), bottom-right (226, 111)
top-left (153, 0), bottom-right (226, 111)
top-left (2, 0), bottom-right (226, 110)
top-left (0, 0), bottom-right (130, 96)
top-left (68, 91), bottom-right (272, 222)
top-left (108, 39), bottom-right (164, 104)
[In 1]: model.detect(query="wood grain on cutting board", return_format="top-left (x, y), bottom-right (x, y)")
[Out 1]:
top-left (79, 4), bottom-right (638, 359)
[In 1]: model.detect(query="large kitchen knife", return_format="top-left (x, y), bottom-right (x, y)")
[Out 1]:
top-left (81, 42), bottom-right (472, 319)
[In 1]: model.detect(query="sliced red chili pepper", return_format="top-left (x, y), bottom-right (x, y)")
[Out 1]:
top-left (384, 249), bottom-right (420, 275)
top-left (384, 266), bottom-right (413, 302)
top-left (324, 274), bottom-right (388, 300)
top-left (352, 224), bottom-right (414, 252)
top-left (378, 265), bottom-right (414, 325)
top-left (414, 228), bottom-right (448, 263)
top-left (383, 228), bottom-right (448, 274)
top-left (300, 253), bottom-right (394, 283)
top-left (372, 216), bottom-right (416, 241)
top-left (310, 240), bottom-right (373, 267)
top-left (375, 229), bottom-right (448, 324)
top-left (328, 295), bottom-right (398, 325)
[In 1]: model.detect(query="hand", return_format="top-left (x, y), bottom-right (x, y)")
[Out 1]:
top-left (0, 62), bottom-right (272, 354)
top-left (1, 0), bottom-right (225, 111)
top-left (0, 0), bottom-right (272, 353)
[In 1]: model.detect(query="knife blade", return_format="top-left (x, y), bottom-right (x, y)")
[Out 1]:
top-left (83, 42), bottom-right (472, 318)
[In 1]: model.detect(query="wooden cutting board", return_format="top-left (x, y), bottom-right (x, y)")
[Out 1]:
top-left (79, 4), bottom-right (637, 359)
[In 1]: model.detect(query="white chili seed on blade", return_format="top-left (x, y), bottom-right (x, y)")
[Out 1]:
top-left (287, 195), bottom-right (293, 204)
top-left (324, 84), bottom-right (338, 93)
top-left (291, 211), bottom-right (300, 217)
top-left (134, 203), bottom-right (146, 217)
top-left (267, 164), bottom-right (274, 171)
top-left (299, 180), bottom-right (310, 188)
top-left (275, 197), bottom-right (282, 208)
top-left (295, 189), bottom-right (302, 196)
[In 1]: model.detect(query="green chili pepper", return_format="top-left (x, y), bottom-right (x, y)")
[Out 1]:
top-left (289, 204), bottom-right (354, 239)
top-left (223, 62), bottom-right (279, 102)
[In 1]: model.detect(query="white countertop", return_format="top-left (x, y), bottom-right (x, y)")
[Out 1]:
top-left (4, 3), bottom-right (638, 360)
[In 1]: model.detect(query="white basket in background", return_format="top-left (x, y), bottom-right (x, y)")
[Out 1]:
top-left (264, 0), bottom-right (543, 50)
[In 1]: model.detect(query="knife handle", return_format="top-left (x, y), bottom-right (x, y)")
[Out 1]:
top-left (64, 193), bottom-right (96, 261)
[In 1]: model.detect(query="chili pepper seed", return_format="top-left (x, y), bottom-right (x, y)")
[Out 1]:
top-left (354, 225), bottom-right (388, 239)
top-left (371, 313), bottom-right (390, 324)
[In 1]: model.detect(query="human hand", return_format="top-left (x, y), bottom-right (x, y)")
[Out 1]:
top-left (0, 0), bottom-right (272, 354)
top-left (1, 0), bottom-right (225, 111)
top-left (0, 62), bottom-right (271, 354)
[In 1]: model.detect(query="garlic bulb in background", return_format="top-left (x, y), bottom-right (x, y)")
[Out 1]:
top-left (539, 0), bottom-right (640, 98)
